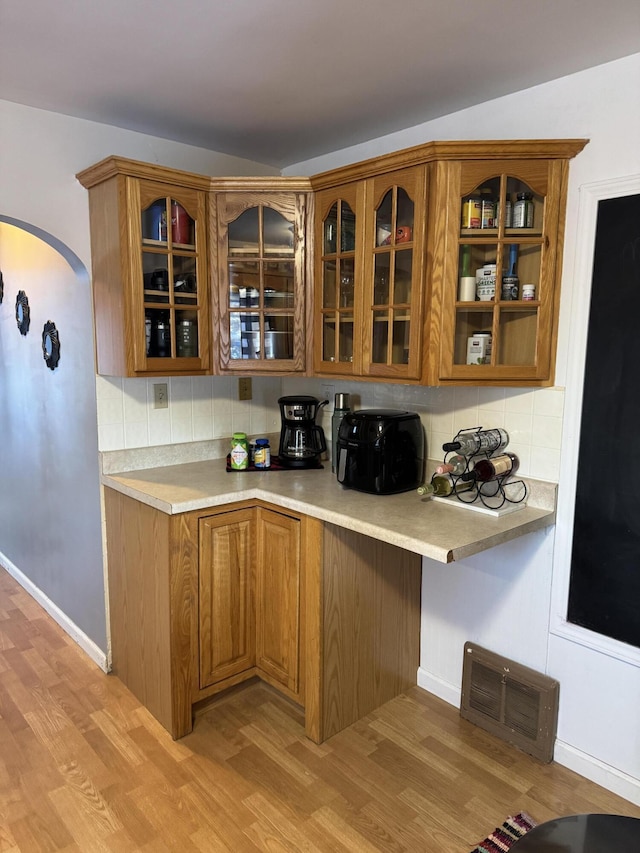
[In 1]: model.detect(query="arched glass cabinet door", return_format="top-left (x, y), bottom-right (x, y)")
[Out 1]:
top-left (314, 182), bottom-right (362, 376)
top-left (217, 191), bottom-right (306, 372)
top-left (451, 162), bottom-right (550, 379)
top-left (137, 181), bottom-right (209, 372)
top-left (364, 166), bottom-right (426, 380)
top-left (319, 198), bottom-right (357, 367)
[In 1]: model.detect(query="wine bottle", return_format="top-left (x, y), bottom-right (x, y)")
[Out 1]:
top-left (442, 428), bottom-right (509, 457)
top-left (417, 476), bottom-right (474, 497)
top-left (434, 454), bottom-right (467, 476)
top-left (461, 452), bottom-right (519, 482)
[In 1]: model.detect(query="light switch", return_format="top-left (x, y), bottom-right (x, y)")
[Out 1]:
top-left (153, 382), bottom-right (168, 409)
top-left (238, 377), bottom-right (252, 401)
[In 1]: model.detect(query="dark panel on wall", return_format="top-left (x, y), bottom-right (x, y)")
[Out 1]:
top-left (568, 193), bottom-right (640, 647)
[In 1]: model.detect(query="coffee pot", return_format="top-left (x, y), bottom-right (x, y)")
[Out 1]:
top-left (277, 395), bottom-right (328, 468)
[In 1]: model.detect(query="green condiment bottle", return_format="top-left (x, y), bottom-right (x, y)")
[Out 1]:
top-left (230, 432), bottom-right (249, 470)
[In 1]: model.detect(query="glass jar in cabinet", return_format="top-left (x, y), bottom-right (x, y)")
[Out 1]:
top-left (76, 158), bottom-right (212, 377)
top-left (426, 143), bottom-right (587, 386)
top-left (213, 183), bottom-right (310, 374)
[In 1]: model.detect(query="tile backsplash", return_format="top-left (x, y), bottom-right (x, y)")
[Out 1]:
top-left (96, 374), bottom-right (565, 482)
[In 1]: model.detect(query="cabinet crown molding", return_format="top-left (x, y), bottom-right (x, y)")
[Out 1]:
top-left (310, 139), bottom-right (588, 190)
top-left (76, 155), bottom-right (212, 191)
top-left (76, 157), bottom-right (311, 193)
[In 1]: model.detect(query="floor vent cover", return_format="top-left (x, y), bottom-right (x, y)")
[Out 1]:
top-left (460, 642), bottom-right (559, 763)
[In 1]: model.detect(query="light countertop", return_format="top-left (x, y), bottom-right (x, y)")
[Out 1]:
top-left (101, 456), bottom-right (556, 564)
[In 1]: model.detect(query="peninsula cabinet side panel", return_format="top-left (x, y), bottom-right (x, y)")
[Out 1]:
top-left (104, 488), bottom-right (175, 733)
top-left (302, 514), bottom-right (324, 743)
top-left (322, 523), bottom-right (421, 740)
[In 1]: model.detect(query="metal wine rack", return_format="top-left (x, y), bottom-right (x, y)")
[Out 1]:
top-left (439, 426), bottom-right (527, 509)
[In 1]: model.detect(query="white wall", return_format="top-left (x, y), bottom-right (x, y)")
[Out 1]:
top-left (287, 53), bottom-right (640, 803)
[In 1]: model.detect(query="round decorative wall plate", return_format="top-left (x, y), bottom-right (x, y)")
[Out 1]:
top-left (42, 320), bottom-right (61, 370)
top-left (15, 290), bottom-right (30, 335)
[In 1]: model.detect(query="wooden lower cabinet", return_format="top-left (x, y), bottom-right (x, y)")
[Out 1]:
top-left (198, 506), bottom-right (303, 702)
top-left (255, 507), bottom-right (302, 696)
top-left (104, 487), bottom-right (421, 742)
top-left (199, 508), bottom-right (256, 689)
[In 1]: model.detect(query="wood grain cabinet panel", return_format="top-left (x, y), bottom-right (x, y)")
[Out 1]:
top-left (199, 509), bottom-right (255, 688)
top-left (320, 523), bottom-right (422, 740)
top-left (255, 507), bottom-right (301, 694)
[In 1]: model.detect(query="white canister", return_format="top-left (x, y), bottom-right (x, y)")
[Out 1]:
top-left (476, 264), bottom-right (496, 301)
top-left (466, 331), bottom-right (492, 365)
top-left (459, 276), bottom-right (477, 301)
top-left (522, 283), bottom-right (536, 301)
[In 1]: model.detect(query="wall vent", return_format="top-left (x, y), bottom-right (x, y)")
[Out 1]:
top-left (460, 642), bottom-right (559, 763)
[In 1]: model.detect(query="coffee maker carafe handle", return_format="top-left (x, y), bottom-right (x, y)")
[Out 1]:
top-left (312, 424), bottom-right (327, 454)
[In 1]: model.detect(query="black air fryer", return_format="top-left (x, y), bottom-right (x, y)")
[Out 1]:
top-left (336, 409), bottom-right (424, 494)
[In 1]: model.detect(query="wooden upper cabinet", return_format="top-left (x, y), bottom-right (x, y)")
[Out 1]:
top-left (79, 141), bottom-right (587, 385)
top-left (313, 165), bottom-right (427, 380)
top-left (76, 157), bottom-right (211, 377)
top-left (424, 141), bottom-right (587, 386)
top-left (313, 138), bottom-right (586, 386)
top-left (211, 179), bottom-right (312, 374)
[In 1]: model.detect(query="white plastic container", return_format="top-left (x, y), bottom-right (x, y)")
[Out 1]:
top-left (476, 264), bottom-right (496, 301)
top-left (466, 331), bottom-right (492, 365)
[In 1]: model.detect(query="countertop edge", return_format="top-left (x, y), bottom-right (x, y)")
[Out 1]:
top-left (101, 469), bottom-right (556, 564)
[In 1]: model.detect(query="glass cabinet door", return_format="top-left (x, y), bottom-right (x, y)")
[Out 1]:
top-left (449, 161), bottom-right (554, 380)
top-left (321, 199), bottom-right (356, 366)
top-left (217, 193), bottom-right (305, 372)
top-left (364, 167), bottom-right (426, 379)
top-left (137, 184), bottom-right (208, 371)
top-left (315, 184), bottom-right (361, 375)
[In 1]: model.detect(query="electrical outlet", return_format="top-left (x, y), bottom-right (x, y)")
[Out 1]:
top-left (238, 377), bottom-right (252, 401)
top-left (321, 384), bottom-right (335, 407)
top-left (153, 382), bottom-right (168, 409)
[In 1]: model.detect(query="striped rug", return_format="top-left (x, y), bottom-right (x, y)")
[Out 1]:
top-left (470, 812), bottom-right (537, 852)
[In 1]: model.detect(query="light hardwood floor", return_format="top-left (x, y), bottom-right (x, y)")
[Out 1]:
top-left (1, 567), bottom-right (639, 852)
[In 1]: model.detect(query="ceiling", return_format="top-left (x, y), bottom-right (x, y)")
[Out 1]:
top-left (1, 0), bottom-right (639, 169)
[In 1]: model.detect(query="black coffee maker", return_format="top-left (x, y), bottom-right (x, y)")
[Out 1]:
top-left (277, 395), bottom-right (328, 468)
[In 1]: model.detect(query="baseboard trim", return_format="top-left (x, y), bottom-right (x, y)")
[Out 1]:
top-left (417, 666), bottom-right (461, 707)
top-left (0, 552), bottom-right (108, 673)
top-left (554, 741), bottom-right (640, 807)
top-left (417, 666), bottom-right (640, 807)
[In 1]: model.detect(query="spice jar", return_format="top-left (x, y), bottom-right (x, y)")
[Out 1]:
top-left (461, 195), bottom-right (482, 229)
top-left (513, 192), bottom-right (534, 228)
top-left (254, 438), bottom-right (271, 469)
